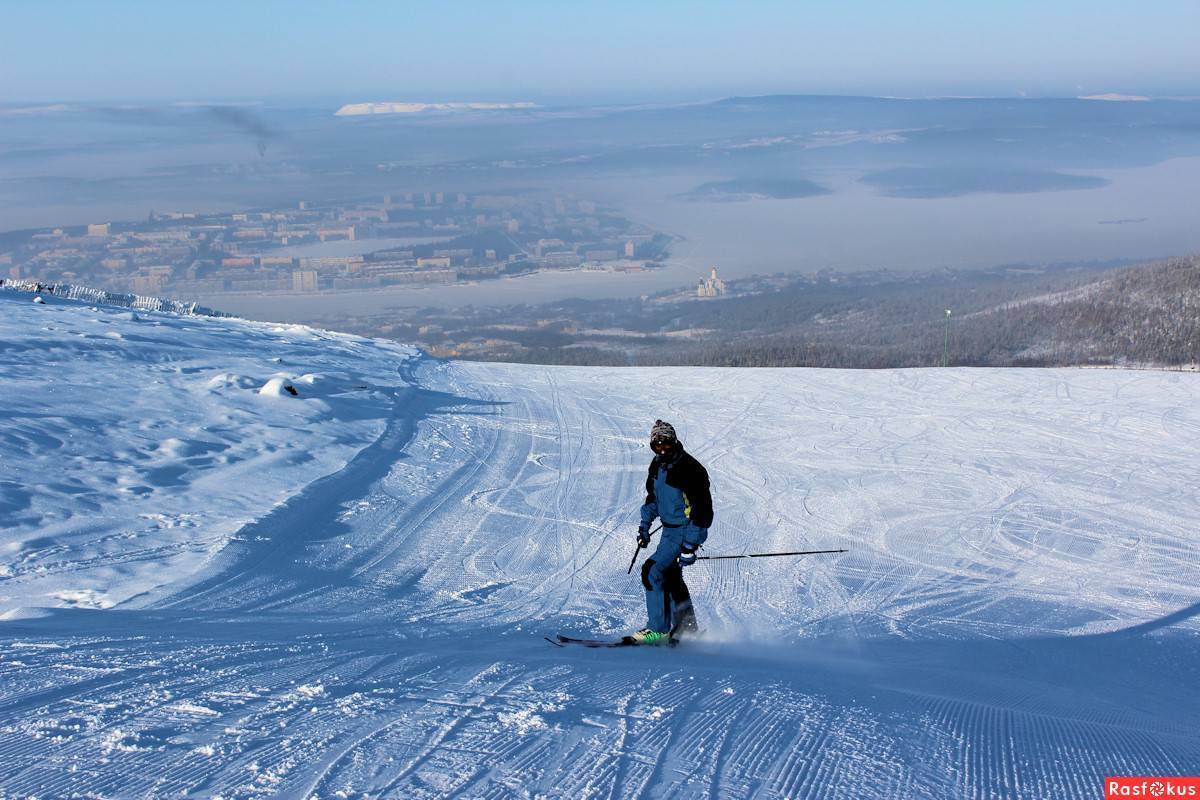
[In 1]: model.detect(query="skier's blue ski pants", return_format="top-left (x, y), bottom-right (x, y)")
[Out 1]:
top-left (642, 524), bottom-right (706, 633)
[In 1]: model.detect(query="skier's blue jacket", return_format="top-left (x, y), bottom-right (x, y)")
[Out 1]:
top-left (640, 446), bottom-right (713, 539)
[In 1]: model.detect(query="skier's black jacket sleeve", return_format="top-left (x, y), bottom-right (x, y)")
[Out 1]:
top-left (644, 449), bottom-right (714, 529)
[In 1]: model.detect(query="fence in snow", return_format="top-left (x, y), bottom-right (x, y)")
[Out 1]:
top-left (0, 278), bottom-right (227, 318)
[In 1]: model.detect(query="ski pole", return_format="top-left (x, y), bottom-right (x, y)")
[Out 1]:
top-left (627, 524), bottom-right (663, 574)
top-left (696, 548), bottom-right (847, 561)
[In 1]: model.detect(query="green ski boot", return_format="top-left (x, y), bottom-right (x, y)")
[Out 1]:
top-left (630, 628), bottom-right (672, 646)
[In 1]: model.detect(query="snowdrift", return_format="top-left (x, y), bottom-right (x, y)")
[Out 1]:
top-left (0, 291), bottom-right (417, 616)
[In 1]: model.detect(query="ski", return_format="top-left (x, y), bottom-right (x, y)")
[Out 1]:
top-left (553, 634), bottom-right (677, 648)
top-left (555, 634), bottom-right (638, 648)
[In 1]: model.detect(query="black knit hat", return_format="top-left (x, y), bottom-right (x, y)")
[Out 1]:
top-left (650, 419), bottom-right (677, 444)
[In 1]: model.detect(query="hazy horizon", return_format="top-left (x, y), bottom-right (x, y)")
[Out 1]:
top-left (6, 90), bottom-right (1200, 112)
top-left (3, 1), bottom-right (1198, 104)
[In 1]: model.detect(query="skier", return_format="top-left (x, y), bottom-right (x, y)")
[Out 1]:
top-left (632, 420), bottom-right (712, 645)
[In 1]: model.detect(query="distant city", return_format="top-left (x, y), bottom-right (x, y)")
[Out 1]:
top-left (0, 191), bottom-right (673, 299)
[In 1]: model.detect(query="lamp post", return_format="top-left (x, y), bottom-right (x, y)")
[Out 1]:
top-left (942, 309), bottom-right (952, 367)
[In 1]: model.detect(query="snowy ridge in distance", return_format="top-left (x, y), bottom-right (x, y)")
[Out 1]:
top-left (1, 290), bottom-right (1198, 798)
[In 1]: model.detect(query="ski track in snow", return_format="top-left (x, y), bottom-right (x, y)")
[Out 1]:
top-left (2, 293), bottom-right (1200, 798)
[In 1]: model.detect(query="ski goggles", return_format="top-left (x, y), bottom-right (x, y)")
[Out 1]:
top-left (650, 438), bottom-right (675, 454)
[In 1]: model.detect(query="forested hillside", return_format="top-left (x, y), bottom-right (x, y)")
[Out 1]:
top-left (658, 255), bottom-right (1200, 368)
top-left (407, 256), bottom-right (1200, 368)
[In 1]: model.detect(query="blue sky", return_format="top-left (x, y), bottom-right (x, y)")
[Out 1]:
top-left (2, 0), bottom-right (1197, 103)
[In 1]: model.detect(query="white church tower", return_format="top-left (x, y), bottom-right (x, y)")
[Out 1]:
top-left (697, 266), bottom-right (726, 297)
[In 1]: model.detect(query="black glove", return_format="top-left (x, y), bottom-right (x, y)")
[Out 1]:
top-left (636, 526), bottom-right (652, 548)
top-left (679, 542), bottom-right (699, 567)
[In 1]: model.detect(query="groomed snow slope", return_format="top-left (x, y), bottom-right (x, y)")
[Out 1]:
top-left (1, 293), bottom-right (1198, 798)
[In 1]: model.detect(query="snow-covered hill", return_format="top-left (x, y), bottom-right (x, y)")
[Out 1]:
top-left (0, 291), bottom-right (418, 618)
top-left (1, 291), bottom-right (1198, 798)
